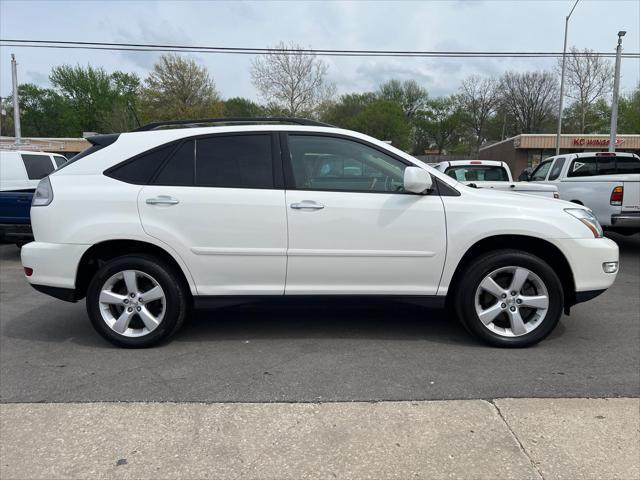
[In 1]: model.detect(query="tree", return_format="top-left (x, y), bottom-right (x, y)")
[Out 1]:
top-left (562, 97), bottom-right (610, 134)
top-left (321, 92), bottom-right (377, 128)
top-left (250, 42), bottom-right (335, 117)
top-left (378, 79), bottom-right (428, 120)
top-left (351, 100), bottom-right (411, 150)
top-left (415, 96), bottom-right (464, 154)
top-left (457, 75), bottom-right (501, 153)
top-left (500, 71), bottom-right (559, 133)
top-left (2, 84), bottom-right (77, 137)
top-left (320, 93), bottom-right (410, 149)
top-left (617, 85), bottom-right (640, 134)
top-left (559, 47), bottom-right (614, 134)
top-left (223, 97), bottom-right (264, 117)
top-left (50, 64), bottom-right (141, 133)
top-left (141, 54), bottom-right (223, 122)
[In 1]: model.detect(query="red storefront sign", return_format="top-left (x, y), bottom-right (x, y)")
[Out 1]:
top-left (573, 137), bottom-right (625, 147)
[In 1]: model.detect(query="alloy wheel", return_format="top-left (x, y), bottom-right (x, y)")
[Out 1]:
top-left (98, 270), bottom-right (166, 337)
top-left (474, 266), bottom-right (549, 337)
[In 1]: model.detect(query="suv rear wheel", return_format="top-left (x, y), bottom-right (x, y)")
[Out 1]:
top-left (455, 250), bottom-right (564, 348)
top-left (86, 254), bottom-right (189, 347)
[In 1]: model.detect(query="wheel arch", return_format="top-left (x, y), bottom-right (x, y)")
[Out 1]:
top-left (446, 235), bottom-right (576, 312)
top-left (75, 239), bottom-right (195, 300)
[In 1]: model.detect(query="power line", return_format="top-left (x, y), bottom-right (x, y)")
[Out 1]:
top-left (1, 39), bottom-right (638, 58)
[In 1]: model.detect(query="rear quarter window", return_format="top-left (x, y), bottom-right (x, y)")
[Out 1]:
top-left (53, 155), bottom-right (68, 168)
top-left (21, 154), bottom-right (55, 180)
top-left (106, 143), bottom-right (177, 184)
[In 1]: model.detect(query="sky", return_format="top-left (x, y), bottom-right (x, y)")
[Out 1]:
top-left (0, 0), bottom-right (639, 102)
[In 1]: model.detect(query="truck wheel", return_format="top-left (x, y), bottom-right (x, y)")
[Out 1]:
top-left (86, 254), bottom-right (189, 348)
top-left (454, 250), bottom-right (564, 348)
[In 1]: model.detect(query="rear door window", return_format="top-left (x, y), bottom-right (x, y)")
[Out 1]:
top-left (568, 157), bottom-right (597, 177)
top-left (21, 154), bottom-right (55, 179)
top-left (195, 134), bottom-right (274, 188)
top-left (153, 140), bottom-right (195, 186)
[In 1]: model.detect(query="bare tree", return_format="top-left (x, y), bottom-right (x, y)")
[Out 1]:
top-left (250, 42), bottom-right (335, 117)
top-left (558, 47), bottom-right (614, 133)
top-left (142, 54), bottom-right (222, 121)
top-left (500, 71), bottom-right (559, 133)
top-left (457, 75), bottom-right (500, 153)
top-left (378, 79), bottom-right (428, 120)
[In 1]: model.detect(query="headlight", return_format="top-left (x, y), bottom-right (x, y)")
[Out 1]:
top-left (565, 208), bottom-right (603, 238)
top-left (32, 177), bottom-right (53, 206)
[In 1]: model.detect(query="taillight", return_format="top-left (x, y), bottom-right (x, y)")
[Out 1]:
top-left (32, 177), bottom-right (54, 206)
top-left (470, 161), bottom-right (482, 164)
top-left (610, 186), bottom-right (623, 206)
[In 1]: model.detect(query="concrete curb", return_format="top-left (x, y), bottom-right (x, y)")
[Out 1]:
top-left (1, 398), bottom-right (638, 479)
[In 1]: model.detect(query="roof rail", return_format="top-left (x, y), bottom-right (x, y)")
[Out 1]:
top-left (132, 117), bottom-right (335, 132)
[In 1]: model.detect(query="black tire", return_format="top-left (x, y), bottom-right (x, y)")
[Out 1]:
top-left (454, 249), bottom-right (564, 348)
top-left (86, 254), bottom-right (189, 348)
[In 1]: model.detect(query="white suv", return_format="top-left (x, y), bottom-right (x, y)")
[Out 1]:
top-left (21, 118), bottom-right (620, 348)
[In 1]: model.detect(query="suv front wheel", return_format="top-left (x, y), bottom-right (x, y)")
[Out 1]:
top-left (455, 250), bottom-right (564, 348)
top-left (86, 254), bottom-right (189, 348)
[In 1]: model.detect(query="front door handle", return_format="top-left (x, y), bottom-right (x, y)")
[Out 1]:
top-left (146, 195), bottom-right (180, 205)
top-left (290, 201), bottom-right (325, 210)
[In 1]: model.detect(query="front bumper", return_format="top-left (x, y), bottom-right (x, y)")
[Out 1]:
top-left (21, 242), bottom-right (90, 291)
top-left (552, 237), bottom-right (619, 294)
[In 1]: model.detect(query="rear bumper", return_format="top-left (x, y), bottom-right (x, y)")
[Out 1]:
top-left (21, 242), bottom-right (90, 291)
top-left (0, 223), bottom-right (32, 241)
top-left (31, 284), bottom-right (78, 302)
top-left (610, 212), bottom-right (640, 229)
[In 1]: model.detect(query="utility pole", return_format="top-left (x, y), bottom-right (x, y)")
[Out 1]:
top-left (555, 0), bottom-right (580, 155)
top-left (11, 54), bottom-right (22, 143)
top-left (609, 31), bottom-right (626, 153)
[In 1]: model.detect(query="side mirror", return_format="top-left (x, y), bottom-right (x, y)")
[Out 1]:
top-left (518, 168), bottom-right (532, 182)
top-left (404, 167), bottom-right (432, 194)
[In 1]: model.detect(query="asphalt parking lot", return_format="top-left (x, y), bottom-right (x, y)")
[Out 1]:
top-left (1, 234), bottom-right (638, 404)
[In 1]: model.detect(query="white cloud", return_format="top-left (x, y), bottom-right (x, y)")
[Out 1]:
top-left (1, 0), bottom-right (638, 100)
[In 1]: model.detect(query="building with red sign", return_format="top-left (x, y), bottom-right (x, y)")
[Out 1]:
top-left (479, 134), bottom-right (640, 177)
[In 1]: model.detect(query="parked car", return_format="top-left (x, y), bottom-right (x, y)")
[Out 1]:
top-left (434, 160), bottom-right (559, 198)
top-left (21, 118), bottom-right (619, 348)
top-left (0, 150), bottom-right (66, 245)
top-left (527, 152), bottom-right (640, 235)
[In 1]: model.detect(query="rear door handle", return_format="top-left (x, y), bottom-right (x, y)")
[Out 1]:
top-left (290, 201), bottom-right (324, 210)
top-left (146, 195), bottom-right (179, 205)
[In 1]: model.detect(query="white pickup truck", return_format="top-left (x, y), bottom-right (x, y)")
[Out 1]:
top-left (433, 160), bottom-right (559, 198)
top-left (528, 152), bottom-right (640, 235)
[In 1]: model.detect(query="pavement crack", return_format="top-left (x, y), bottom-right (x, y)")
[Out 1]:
top-left (489, 399), bottom-right (545, 480)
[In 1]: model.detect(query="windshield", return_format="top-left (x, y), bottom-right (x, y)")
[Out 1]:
top-left (445, 165), bottom-right (508, 182)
